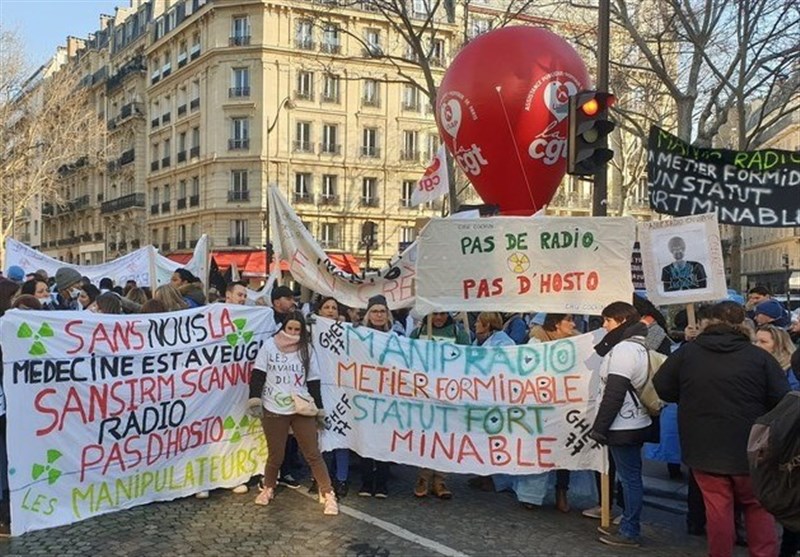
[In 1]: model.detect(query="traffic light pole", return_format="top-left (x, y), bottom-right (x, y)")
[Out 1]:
top-left (592, 0), bottom-right (611, 217)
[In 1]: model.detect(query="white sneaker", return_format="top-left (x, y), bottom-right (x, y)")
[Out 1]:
top-left (195, 491), bottom-right (210, 499)
top-left (323, 491), bottom-right (339, 515)
top-left (255, 487), bottom-right (274, 506)
top-left (231, 484), bottom-right (248, 494)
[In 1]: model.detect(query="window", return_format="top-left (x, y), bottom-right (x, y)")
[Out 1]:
top-left (294, 121), bottom-right (312, 152)
top-left (296, 20), bottom-right (314, 49)
top-left (431, 39), bottom-right (446, 66)
top-left (296, 71), bottom-right (314, 100)
top-left (190, 79), bottom-right (200, 109)
top-left (401, 180), bottom-right (414, 207)
top-left (412, 0), bottom-right (429, 18)
top-left (178, 225), bottom-right (187, 248)
top-left (178, 41), bottom-right (188, 67)
top-left (231, 67), bottom-right (250, 97)
top-left (320, 222), bottom-right (340, 248)
top-left (177, 86), bottom-right (187, 113)
top-left (191, 176), bottom-right (200, 206)
top-left (402, 85), bottom-right (420, 111)
top-left (162, 95), bottom-right (172, 123)
top-left (400, 226), bottom-right (417, 243)
top-left (162, 51), bottom-right (172, 77)
top-left (321, 174), bottom-right (338, 204)
top-left (162, 227), bottom-right (170, 250)
top-left (322, 124), bottom-right (339, 154)
top-left (163, 184), bottom-right (171, 212)
top-left (426, 133), bottom-right (440, 161)
top-left (231, 16), bottom-right (250, 45)
top-left (362, 127), bottom-right (379, 157)
top-left (294, 172), bottom-right (312, 202)
top-left (190, 33), bottom-right (201, 59)
top-left (178, 179), bottom-right (187, 205)
top-left (470, 18), bottom-right (492, 39)
top-left (229, 118), bottom-right (250, 149)
top-left (178, 132), bottom-right (187, 161)
top-left (191, 222), bottom-right (199, 243)
top-left (162, 138), bottom-right (171, 167)
top-left (361, 177), bottom-right (379, 206)
top-left (364, 29), bottom-right (382, 56)
top-left (152, 186), bottom-right (160, 205)
top-left (229, 219), bottom-right (248, 246)
top-left (230, 170), bottom-right (249, 201)
top-left (362, 79), bottom-right (380, 107)
top-left (322, 74), bottom-right (340, 103)
top-left (402, 130), bottom-right (418, 161)
top-left (321, 24), bottom-right (341, 54)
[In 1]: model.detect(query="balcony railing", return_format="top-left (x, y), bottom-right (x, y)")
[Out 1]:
top-left (177, 151), bottom-right (187, 163)
top-left (294, 89), bottom-right (313, 101)
top-left (177, 198), bottom-right (187, 210)
top-left (178, 55), bottom-right (188, 69)
top-left (151, 117), bottom-right (160, 128)
top-left (402, 101), bottom-right (420, 111)
top-left (229, 86), bottom-right (251, 97)
top-left (228, 190), bottom-right (250, 202)
top-left (151, 204), bottom-right (159, 215)
top-left (400, 150), bottom-right (420, 161)
top-left (73, 195), bottom-right (91, 210)
top-left (361, 197), bottom-right (380, 207)
top-left (151, 161), bottom-right (159, 171)
top-left (190, 47), bottom-right (201, 61)
top-left (119, 149), bottom-right (135, 165)
top-left (295, 38), bottom-right (315, 50)
top-left (229, 35), bottom-right (251, 46)
top-left (319, 240), bottom-right (341, 249)
top-left (227, 236), bottom-right (249, 246)
top-left (361, 146), bottom-right (381, 157)
top-left (228, 138), bottom-right (250, 150)
top-left (161, 242), bottom-right (171, 252)
top-left (321, 92), bottom-right (340, 103)
top-left (177, 104), bottom-right (187, 116)
top-left (177, 240), bottom-right (187, 249)
top-left (362, 97), bottom-right (380, 107)
top-left (293, 193), bottom-right (313, 203)
top-left (293, 140), bottom-right (313, 153)
top-left (161, 156), bottom-right (171, 167)
top-left (94, 232), bottom-right (103, 241)
top-left (161, 112), bottom-right (171, 124)
top-left (189, 194), bottom-right (199, 207)
top-left (320, 143), bottom-right (341, 155)
top-left (161, 201), bottom-right (171, 213)
top-left (101, 193), bottom-right (146, 214)
top-left (190, 146), bottom-right (200, 158)
top-left (321, 42), bottom-right (341, 54)
top-left (190, 98), bottom-right (200, 111)
top-left (319, 194), bottom-right (339, 205)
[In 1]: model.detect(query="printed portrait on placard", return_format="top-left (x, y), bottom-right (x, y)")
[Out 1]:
top-left (650, 224), bottom-right (711, 298)
top-left (660, 236), bottom-right (707, 292)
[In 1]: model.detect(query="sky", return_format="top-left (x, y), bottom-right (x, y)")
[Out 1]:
top-left (1, 0), bottom-right (122, 69)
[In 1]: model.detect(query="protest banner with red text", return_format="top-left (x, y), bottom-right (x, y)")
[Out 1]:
top-left (314, 317), bottom-right (605, 475)
top-left (0, 305), bottom-right (271, 536)
top-left (414, 216), bottom-right (636, 315)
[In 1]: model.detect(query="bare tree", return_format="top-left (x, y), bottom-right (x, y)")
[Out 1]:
top-left (0, 29), bottom-right (106, 257)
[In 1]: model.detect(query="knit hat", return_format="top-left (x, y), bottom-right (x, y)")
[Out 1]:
top-left (270, 285), bottom-right (294, 302)
top-left (54, 267), bottom-right (82, 292)
top-left (6, 265), bottom-right (25, 284)
top-left (367, 294), bottom-right (388, 311)
top-left (754, 299), bottom-right (785, 321)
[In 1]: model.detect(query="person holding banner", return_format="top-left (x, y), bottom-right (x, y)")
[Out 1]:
top-left (248, 311), bottom-right (339, 515)
top-left (358, 295), bottom-right (395, 499)
top-left (589, 302), bottom-right (654, 549)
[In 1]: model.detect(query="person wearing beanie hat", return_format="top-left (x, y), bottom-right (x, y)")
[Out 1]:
top-left (6, 265), bottom-right (25, 284)
top-left (271, 285), bottom-right (296, 324)
top-left (53, 267), bottom-right (83, 310)
top-left (754, 299), bottom-right (791, 329)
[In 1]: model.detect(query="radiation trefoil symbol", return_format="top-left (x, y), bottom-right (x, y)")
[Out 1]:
top-left (17, 322), bottom-right (55, 356)
top-left (32, 449), bottom-right (63, 485)
top-left (223, 415), bottom-right (251, 443)
top-left (226, 318), bottom-right (254, 348)
top-left (507, 252), bottom-right (530, 274)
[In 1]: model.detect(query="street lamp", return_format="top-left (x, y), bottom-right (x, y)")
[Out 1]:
top-left (264, 96), bottom-right (294, 281)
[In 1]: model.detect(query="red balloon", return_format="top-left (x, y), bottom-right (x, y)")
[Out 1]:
top-left (436, 27), bottom-right (590, 215)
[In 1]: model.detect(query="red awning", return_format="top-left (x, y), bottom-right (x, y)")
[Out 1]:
top-left (167, 249), bottom-right (360, 279)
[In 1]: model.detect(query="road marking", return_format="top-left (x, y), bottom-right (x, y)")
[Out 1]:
top-left (295, 490), bottom-right (469, 557)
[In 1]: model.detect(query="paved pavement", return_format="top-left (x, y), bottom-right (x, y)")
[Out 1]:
top-left (1, 463), bottom-right (731, 557)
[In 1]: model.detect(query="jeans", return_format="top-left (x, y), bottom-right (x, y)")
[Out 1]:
top-left (693, 471), bottom-right (778, 557)
top-left (324, 449), bottom-right (350, 482)
top-left (609, 444), bottom-right (644, 540)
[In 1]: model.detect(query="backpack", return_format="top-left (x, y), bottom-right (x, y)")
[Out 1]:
top-left (747, 391), bottom-right (800, 531)
top-left (626, 339), bottom-right (668, 417)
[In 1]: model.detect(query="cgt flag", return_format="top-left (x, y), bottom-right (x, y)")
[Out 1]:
top-left (411, 145), bottom-right (449, 207)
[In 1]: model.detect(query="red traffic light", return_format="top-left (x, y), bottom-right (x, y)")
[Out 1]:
top-left (581, 98), bottom-right (599, 116)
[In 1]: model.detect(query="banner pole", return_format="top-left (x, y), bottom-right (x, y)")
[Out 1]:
top-left (686, 303), bottom-right (696, 328)
top-left (600, 446), bottom-right (610, 529)
top-left (148, 246), bottom-right (158, 289)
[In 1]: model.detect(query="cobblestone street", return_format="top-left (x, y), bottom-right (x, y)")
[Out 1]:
top-left (1, 465), bottom-right (720, 557)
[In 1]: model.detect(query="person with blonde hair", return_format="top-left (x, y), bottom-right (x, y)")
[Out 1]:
top-left (154, 284), bottom-right (189, 311)
top-left (756, 324), bottom-right (799, 390)
top-left (473, 312), bottom-right (514, 347)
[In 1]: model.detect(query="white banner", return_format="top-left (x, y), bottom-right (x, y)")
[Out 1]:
top-left (411, 145), bottom-right (449, 207)
top-left (269, 186), bottom-right (417, 309)
top-left (414, 216), bottom-right (636, 315)
top-left (0, 305), bottom-right (271, 535)
top-left (4, 235), bottom-right (209, 288)
top-left (314, 317), bottom-right (605, 475)
top-left (638, 213), bottom-right (727, 306)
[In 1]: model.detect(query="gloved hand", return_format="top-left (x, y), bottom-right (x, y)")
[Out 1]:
top-left (247, 397), bottom-right (263, 418)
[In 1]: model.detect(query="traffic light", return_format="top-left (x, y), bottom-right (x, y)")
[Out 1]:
top-left (567, 91), bottom-right (615, 176)
top-left (266, 241), bottom-right (274, 264)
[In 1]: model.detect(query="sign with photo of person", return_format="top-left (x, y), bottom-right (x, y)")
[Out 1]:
top-left (638, 213), bottom-right (727, 306)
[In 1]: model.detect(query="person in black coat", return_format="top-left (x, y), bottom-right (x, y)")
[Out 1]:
top-left (654, 301), bottom-right (789, 557)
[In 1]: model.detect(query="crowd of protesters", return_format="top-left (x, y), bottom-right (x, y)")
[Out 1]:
top-left (0, 264), bottom-right (799, 553)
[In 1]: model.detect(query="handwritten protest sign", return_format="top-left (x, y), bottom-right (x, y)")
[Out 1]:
top-left (314, 317), bottom-right (605, 475)
top-left (413, 216), bottom-right (636, 315)
top-left (0, 305), bottom-right (271, 536)
top-left (647, 126), bottom-right (800, 227)
top-left (270, 186), bottom-right (418, 309)
top-left (638, 213), bottom-right (727, 306)
top-left (4, 235), bottom-right (209, 288)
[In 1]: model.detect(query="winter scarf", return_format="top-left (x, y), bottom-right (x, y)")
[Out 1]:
top-left (594, 321), bottom-right (649, 357)
top-left (273, 330), bottom-right (301, 353)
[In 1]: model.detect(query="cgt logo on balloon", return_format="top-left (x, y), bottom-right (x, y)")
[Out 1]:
top-left (438, 92), bottom-right (489, 177)
top-left (525, 72), bottom-right (583, 166)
